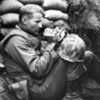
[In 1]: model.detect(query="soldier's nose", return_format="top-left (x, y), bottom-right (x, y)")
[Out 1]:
top-left (38, 22), bottom-right (42, 28)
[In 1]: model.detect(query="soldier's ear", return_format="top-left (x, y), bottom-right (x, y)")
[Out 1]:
top-left (22, 15), bottom-right (28, 25)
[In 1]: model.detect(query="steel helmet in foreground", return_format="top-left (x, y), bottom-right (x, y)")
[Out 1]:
top-left (57, 34), bottom-right (86, 62)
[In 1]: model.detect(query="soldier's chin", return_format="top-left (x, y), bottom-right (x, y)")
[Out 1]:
top-left (34, 31), bottom-right (39, 35)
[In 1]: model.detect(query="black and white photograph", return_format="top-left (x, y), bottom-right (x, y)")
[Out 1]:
top-left (0, 0), bottom-right (100, 100)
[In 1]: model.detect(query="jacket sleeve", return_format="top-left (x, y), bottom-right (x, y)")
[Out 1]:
top-left (5, 36), bottom-right (58, 77)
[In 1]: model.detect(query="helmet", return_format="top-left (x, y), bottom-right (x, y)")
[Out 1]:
top-left (57, 34), bottom-right (86, 62)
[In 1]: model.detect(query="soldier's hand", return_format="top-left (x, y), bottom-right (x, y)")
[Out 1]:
top-left (43, 27), bottom-right (66, 42)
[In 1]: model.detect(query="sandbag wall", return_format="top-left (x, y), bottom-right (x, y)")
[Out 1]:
top-left (0, 0), bottom-right (100, 59)
top-left (0, 0), bottom-right (71, 67)
top-left (0, 0), bottom-right (71, 36)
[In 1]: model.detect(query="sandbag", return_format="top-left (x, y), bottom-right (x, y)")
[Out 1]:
top-left (0, 0), bottom-right (23, 14)
top-left (45, 10), bottom-right (69, 21)
top-left (41, 18), bottom-right (54, 28)
top-left (42, 0), bottom-right (68, 12)
top-left (18, 0), bottom-right (44, 5)
top-left (0, 13), bottom-right (19, 27)
top-left (54, 20), bottom-right (71, 31)
top-left (0, 27), bottom-right (14, 37)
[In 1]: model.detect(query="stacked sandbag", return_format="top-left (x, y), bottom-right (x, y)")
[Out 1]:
top-left (42, 0), bottom-right (69, 30)
top-left (0, 0), bottom-right (24, 67)
top-left (0, 0), bottom-right (23, 28)
top-left (45, 10), bottom-right (69, 21)
top-left (0, 0), bottom-right (70, 35)
top-left (0, 0), bottom-right (24, 36)
top-left (0, 0), bottom-right (47, 37)
top-left (42, 0), bottom-right (68, 12)
top-left (0, 0), bottom-right (23, 14)
top-left (18, 0), bottom-right (44, 5)
top-left (0, 13), bottom-right (19, 27)
top-left (41, 18), bottom-right (54, 29)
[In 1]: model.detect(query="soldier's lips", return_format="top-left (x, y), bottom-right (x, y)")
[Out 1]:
top-left (35, 29), bottom-right (39, 32)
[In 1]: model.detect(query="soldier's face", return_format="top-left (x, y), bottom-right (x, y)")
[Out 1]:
top-left (25, 13), bottom-right (43, 35)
